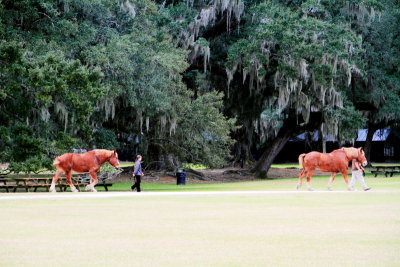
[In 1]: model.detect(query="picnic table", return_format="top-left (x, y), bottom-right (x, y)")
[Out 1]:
top-left (370, 165), bottom-right (400, 177)
top-left (0, 175), bottom-right (113, 193)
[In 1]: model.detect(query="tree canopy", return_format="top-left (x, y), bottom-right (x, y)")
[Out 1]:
top-left (0, 0), bottom-right (399, 175)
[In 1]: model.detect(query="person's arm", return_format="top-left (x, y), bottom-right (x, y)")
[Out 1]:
top-left (139, 162), bottom-right (144, 176)
top-left (354, 161), bottom-right (363, 171)
top-left (133, 162), bottom-right (139, 175)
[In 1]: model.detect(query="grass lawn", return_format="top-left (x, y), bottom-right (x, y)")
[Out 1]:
top-left (1, 176), bottom-right (400, 266)
top-left (110, 173), bottom-right (399, 192)
top-left (270, 162), bottom-right (400, 168)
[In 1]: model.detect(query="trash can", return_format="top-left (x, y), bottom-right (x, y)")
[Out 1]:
top-left (176, 169), bottom-right (186, 185)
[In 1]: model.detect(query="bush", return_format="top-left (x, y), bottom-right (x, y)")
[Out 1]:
top-left (93, 129), bottom-right (119, 150)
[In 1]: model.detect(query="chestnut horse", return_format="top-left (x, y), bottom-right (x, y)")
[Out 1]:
top-left (297, 147), bottom-right (367, 191)
top-left (50, 149), bottom-right (120, 192)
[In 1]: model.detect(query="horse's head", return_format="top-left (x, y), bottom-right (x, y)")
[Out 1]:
top-left (357, 147), bottom-right (368, 167)
top-left (108, 150), bottom-right (120, 168)
top-left (343, 147), bottom-right (368, 166)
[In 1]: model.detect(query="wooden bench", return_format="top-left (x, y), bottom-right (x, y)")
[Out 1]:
top-left (385, 170), bottom-right (400, 177)
top-left (24, 182), bottom-right (112, 192)
top-left (0, 177), bottom-right (113, 193)
top-left (370, 166), bottom-right (400, 177)
top-left (94, 183), bottom-right (113, 191)
top-left (73, 174), bottom-right (113, 191)
top-left (371, 170), bottom-right (385, 177)
top-left (0, 182), bottom-right (73, 193)
top-left (0, 183), bottom-right (16, 193)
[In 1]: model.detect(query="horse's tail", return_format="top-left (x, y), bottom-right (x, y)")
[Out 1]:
top-left (298, 153), bottom-right (306, 169)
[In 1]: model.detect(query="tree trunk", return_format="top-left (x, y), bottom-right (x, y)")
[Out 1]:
top-left (252, 125), bottom-right (296, 178)
top-left (319, 123), bottom-right (327, 153)
top-left (364, 123), bottom-right (377, 165)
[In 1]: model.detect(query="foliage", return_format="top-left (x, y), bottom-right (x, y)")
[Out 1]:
top-left (93, 129), bottom-right (119, 150)
top-left (153, 91), bottom-right (236, 169)
top-left (226, 1), bottom-right (361, 146)
top-left (1, 0), bottom-right (398, 173)
top-left (52, 132), bottom-right (83, 155)
top-left (155, 0), bottom-right (398, 175)
top-left (0, 0), bottom-right (235, 172)
top-left (182, 163), bottom-right (207, 170)
top-left (0, 124), bottom-right (53, 173)
top-left (174, 91), bottom-right (236, 168)
top-left (325, 100), bottom-right (367, 141)
top-left (361, 2), bottom-right (400, 124)
top-left (99, 162), bottom-right (119, 172)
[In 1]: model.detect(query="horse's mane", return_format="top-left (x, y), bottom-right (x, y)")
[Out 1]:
top-left (94, 149), bottom-right (113, 156)
top-left (332, 147), bottom-right (359, 159)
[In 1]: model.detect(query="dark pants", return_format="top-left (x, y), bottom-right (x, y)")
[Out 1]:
top-left (131, 175), bottom-right (141, 192)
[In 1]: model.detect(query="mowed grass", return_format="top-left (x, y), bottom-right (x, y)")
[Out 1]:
top-left (111, 173), bottom-right (400, 192)
top-left (1, 177), bottom-right (400, 266)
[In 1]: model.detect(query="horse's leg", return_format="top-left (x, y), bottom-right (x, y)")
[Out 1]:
top-left (341, 170), bottom-right (351, 191)
top-left (306, 169), bottom-right (315, 191)
top-left (50, 170), bottom-right (63, 193)
top-left (66, 171), bottom-right (78, 192)
top-left (348, 171), bottom-right (357, 191)
top-left (328, 173), bottom-right (337, 191)
top-left (297, 169), bottom-right (307, 190)
top-left (85, 171), bottom-right (98, 192)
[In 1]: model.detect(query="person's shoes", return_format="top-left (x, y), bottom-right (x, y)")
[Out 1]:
top-left (364, 187), bottom-right (371, 191)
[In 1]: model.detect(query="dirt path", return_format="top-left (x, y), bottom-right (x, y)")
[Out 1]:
top-left (116, 167), bottom-right (329, 184)
top-left (0, 190), bottom-right (368, 200)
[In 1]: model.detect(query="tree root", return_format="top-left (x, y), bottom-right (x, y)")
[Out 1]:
top-left (222, 169), bottom-right (251, 176)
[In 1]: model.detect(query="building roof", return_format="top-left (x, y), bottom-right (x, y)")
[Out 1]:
top-left (290, 131), bottom-right (335, 142)
top-left (356, 128), bottom-right (391, 142)
top-left (291, 128), bottom-right (391, 142)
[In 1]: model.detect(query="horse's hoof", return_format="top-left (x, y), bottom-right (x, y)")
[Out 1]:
top-left (296, 184), bottom-right (301, 190)
top-left (85, 185), bottom-right (92, 191)
top-left (71, 188), bottom-right (79, 193)
top-left (91, 188), bottom-right (97, 192)
top-left (307, 188), bottom-right (314, 191)
top-left (328, 187), bottom-right (333, 191)
top-left (49, 188), bottom-right (57, 193)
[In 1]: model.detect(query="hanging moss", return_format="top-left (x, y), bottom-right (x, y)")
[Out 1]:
top-left (40, 107), bottom-right (50, 123)
top-left (160, 115), bottom-right (167, 134)
top-left (55, 102), bottom-right (69, 132)
top-left (190, 38), bottom-right (211, 72)
top-left (120, 0), bottom-right (136, 18)
top-left (225, 1), bottom-right (364, 141)
top-left (100, 98), bottom-right (116, 121)
top-left (179, 0), bottom-right (245, 69)
top-left (169, 117), bottom-right (177, 136)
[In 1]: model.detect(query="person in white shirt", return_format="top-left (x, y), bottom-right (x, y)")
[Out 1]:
top-left (349, 159), bottom-right (371, 191)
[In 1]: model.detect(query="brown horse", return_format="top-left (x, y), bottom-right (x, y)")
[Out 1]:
top-left (297, 147), bottom-right (367, 191)
top-left (50, 149), bottom-right (120, 192)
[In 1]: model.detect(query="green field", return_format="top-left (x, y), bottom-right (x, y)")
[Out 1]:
top-left (110, 173), bottom-right (399, 192)
top-left (1, 176), bottom-right (400, 266)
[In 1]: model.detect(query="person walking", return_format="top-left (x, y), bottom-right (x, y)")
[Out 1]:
top-left (349, 159), bottom-right (371, 191)
top-left (131, 155), bottom-right (144, 192)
